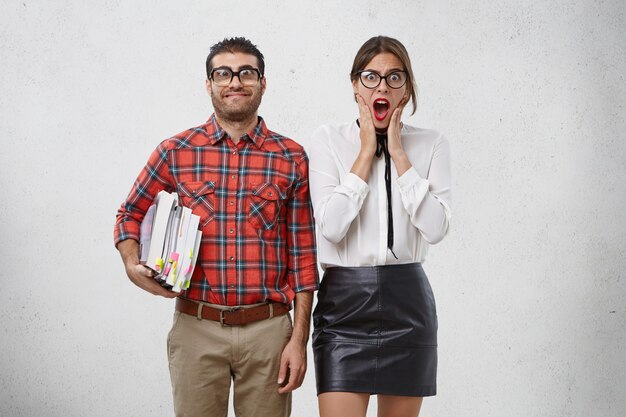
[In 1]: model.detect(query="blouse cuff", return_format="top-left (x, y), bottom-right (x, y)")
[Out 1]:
top-left (397, 167), bottom-right (429, 199)
top-left (334, 172), bottom-right (369, 206)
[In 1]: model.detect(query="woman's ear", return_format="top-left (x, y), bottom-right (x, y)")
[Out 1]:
top-left (353, 82), bottom-right (360, 103)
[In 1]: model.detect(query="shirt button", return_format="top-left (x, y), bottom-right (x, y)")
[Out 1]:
top-left (231, 174), bottom-right (236, 179)
top-left (230, 284), bottom-right (235, 288)
top-left (229, 229), bottom-right (234, 234)
top-left (268, 191), bottom-right (273, 196)
top-left (229, 256), bottom-right (234, 261)
top-left (232, 150), bottom-right (237, 155)
top-left (229, 201), bottom-right (234, 206)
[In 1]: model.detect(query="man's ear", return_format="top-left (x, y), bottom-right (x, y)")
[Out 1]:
top-left (261, 76), bottom-right (267, 95)
top-left (205, 79), bottom-right (212, 96)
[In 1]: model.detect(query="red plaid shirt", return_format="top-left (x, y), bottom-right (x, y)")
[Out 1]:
top-left (114, 115), bottom-right (319, 305)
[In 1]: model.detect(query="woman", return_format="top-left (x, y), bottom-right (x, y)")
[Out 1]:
top-left (309, 36), bottom-right (452, 417)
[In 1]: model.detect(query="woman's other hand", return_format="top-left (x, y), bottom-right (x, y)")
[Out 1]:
top-left (387, 95), bottom-right (407, 158)
top-left (387, 96), bottom-right (412, 176)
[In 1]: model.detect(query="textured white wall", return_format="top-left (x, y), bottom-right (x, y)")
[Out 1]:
top-left (1, 1), bottom-right (624, 416)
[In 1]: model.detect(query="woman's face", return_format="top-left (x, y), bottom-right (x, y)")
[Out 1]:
top-left (353, 52), bottom-right (409, 131)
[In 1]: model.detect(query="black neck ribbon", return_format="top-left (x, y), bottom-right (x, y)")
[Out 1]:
top-left (356, 120), bottom-right (398, 259)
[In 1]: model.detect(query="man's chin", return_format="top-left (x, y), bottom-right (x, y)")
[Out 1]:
top-left (215, 108), bottom-right (258, 123)
top-left (212, 97), bottom-right (261, 123)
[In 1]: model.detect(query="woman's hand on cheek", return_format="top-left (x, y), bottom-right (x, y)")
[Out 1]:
top-left (350, 93), bottom-right (377, 182)
top-left (387, 96), bottom-right (408, 157)
top-left (356, 94), bottom-right (377, 157)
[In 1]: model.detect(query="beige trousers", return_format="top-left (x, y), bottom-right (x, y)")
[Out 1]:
top-left (167, 304), bottom-right (293, 417)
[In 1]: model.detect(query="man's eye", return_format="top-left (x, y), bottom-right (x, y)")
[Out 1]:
top-left (215, 70), bottom-right (231, 78)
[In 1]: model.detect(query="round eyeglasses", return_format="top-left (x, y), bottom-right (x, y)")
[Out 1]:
top-left (357, 70), bottom-right (407, 89)
top-left (210, 67), bottom-right (262, 86)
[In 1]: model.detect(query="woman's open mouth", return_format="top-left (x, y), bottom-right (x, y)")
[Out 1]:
top-left (373, 98), bottom-right (390, 121)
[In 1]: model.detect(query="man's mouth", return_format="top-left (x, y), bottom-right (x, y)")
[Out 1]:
top-left (223, 87), bottom-right (250, 98)
top-left (373, 98), bottom-right (390, 121)
top-left (225, 92), bottom-right (248, 99)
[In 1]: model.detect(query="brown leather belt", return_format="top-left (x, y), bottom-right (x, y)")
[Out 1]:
top-left (176, 297), bottom-right (290, 326)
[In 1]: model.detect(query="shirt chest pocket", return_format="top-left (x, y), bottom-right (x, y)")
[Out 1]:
top-left (177, 180), bottom-right (216, 227)
top-left (248, 183), bottom-right (287, 230)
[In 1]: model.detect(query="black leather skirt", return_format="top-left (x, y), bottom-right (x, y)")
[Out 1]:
top-left (312, 263), bottom-right (437, 397)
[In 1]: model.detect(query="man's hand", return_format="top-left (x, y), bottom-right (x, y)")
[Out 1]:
top-left (117, 239), bottom-right (178, 298)
top-left (276, 291), bottom-right (313, 394)
top-left (125, 263), bottom-right (178, 298)
top-left (277, 338), bottom-right (307, 394)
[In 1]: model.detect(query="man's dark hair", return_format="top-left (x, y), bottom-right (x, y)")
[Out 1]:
top-left (206, 37), bottom-right (265, 79)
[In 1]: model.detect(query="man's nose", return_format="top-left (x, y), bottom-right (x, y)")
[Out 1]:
top-left (229, 74), bottom-right (243, 88)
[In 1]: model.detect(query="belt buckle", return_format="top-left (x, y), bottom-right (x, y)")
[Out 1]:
top-left (220, 307), bottom-right (241, 326)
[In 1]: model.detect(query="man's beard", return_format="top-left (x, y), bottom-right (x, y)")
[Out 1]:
top-left (211, 87), bottom-right (262, 123)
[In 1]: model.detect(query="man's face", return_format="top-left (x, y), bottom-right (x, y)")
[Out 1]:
top-left (206, 52), bottom-right (266, 123)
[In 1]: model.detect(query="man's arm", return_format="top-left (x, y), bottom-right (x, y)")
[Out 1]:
top-left (116, 239), bottom-right (178, 298)
top-left (276, 151), bottom-right (319, 393)
top-left (277, 290), bottom-right (314, 394)
top-left (114, 140), bottom-right (178, 297)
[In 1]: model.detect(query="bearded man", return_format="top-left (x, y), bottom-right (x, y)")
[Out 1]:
top-left (114, 37), bottom-right (319, 417)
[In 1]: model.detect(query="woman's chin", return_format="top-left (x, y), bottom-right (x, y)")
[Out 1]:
top-left (373, 119), bottom-right (390, 131)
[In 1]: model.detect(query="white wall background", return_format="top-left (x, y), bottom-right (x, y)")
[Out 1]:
top-left (1, 1), bottom-right (624, 416)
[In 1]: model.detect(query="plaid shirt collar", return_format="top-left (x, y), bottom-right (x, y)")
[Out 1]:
top-left (204, 113), bottom-right (268, 149)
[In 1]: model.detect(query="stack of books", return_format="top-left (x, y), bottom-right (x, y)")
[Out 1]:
top-left (139, 191), bottom-right (202, 292)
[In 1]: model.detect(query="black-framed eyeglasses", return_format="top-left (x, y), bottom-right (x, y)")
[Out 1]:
top-left (210, 67), bottom-right (262, 86)
top-left (357, 70), bottom-right (407, 89)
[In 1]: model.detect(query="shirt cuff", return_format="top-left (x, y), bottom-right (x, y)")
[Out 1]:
top-left (114, 221), bottom-right (140, 246)
top-left (334, 172), bottom-right (369, 205)
top-left (397, 166), bottom-right (429, 195)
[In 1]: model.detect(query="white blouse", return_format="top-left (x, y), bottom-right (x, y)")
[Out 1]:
top-left (309, 121), bottom-right (451, 270)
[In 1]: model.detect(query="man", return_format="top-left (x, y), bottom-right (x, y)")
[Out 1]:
top-left (114, 37), bottom-right (319, 417)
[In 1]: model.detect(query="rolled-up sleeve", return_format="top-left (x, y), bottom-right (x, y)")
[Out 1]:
top-left (285, 153), bottom-right (320, 292)
top-left (114, 141), bottom-right (175, 246)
